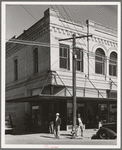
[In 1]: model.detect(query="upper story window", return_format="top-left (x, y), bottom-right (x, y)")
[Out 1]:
top-left (109, 52), bottom-right (117, 76)
top-left (14, 59), bottom-right (18, 80)
top-left (75, 48), bottom-right (83, 72)
top-left (95, 48), bottom-right (105, 75)
top-left (33, 48), bottom-right (38, 74)
top-left (59, 43), bottom-right (70, 70)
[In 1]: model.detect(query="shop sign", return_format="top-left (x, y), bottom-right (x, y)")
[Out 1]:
top-left (32, 106), bottom-right (39, 109)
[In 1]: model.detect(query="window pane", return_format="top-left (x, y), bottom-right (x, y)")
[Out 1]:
top-left (67, 101), bottom-right (73, 125)
top-left (109, 65), bottom-right (117, 76)
top-left (59, 44), bottom-right (70, 70)
top-left (110, 59), bottom-right (117, 65)
top-left (64, 48), bottom-right (67, 57)
top-left (95, 56), bottom-right (102, 61)
top-left (98, 104), bottom-right (107, 123)
top-left (75, 50), bottom-right (80, 59)
top-left (60, 58), bottom-right (67, 69)
top-left (76, 61), bottom-right (80, 71)
top-left (113, 66), bottom-right (117, 76)
top-left (60, 48), bottom-right (63, 56)
top-left (14, 59), bottom-right (18, 80)
top-left (109, 103), bottom-right (117, 122)
top-left (96, 62), bottom-right (102, 74)
top-left (109, 65), bottom-right (112, 75)
top-left (33, 49), bottom-right (38, 73)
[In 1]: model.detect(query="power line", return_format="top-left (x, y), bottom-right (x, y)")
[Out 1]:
top-left (59, 6), bottom-right (109, 82)
top-left (6, 7), bottom-right (117, 85)
top-left (21, 5), bottom-right (38, 21)
top-left (61, 6), bottom-right (117, 83)
top-left (7, 38), bottom-right (118, 66)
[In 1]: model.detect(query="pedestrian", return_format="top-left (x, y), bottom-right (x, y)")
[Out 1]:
top-left (49, 121), bottom-right (54, 134)
top-left (53, 113), bottom-right (61, 139)
top-left (76, 114), bottom-right (84, 138)
top-left (48, 114), bottom-right (54, 134)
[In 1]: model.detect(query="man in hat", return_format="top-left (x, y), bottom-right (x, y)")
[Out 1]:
top-left (76, 114), bottom-right (84, 138)
top-left (54, 113), bottom-right (61, 139)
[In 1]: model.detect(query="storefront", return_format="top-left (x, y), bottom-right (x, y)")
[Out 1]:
top-left (6, 95), bottom-right (117, 133)
top-left (67, 98), bottom-right (117, 129)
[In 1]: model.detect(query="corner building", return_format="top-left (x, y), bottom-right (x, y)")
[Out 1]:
top-left (6, 8), bottom-right (117, 133)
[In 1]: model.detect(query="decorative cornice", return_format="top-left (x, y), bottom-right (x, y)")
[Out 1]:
top-left (91, 36), bottom-right (117, 48)
top-left (51, 26), bottom-right (86, 38)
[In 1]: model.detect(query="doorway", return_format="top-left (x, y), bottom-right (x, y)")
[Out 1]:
top-left (54, 100), bottom-right (67, 130)
top-left (86, 102), bottom-right (98, 128)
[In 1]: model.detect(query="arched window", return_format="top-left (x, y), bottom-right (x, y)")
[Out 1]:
top-left (14, 58), bottom-right (18, 80)
top-left (95, 48), bottom-right (105, 75)
top-left (109, 52), bottom-right (117, 76)
top-left (33, 48), bottom-right (38, 74)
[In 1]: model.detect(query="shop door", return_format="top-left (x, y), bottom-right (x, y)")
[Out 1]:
top-left (42, 101), bottom-right (54, 132)
top-left (59, 101), bottom-right (67, 130)
top-left (86, 102), bottom-right (98, 129)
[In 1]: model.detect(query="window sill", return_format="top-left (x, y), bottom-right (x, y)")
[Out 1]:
top-left (108, 75), bottom-right (117, 78)
top-left (95, 73), bottom-right (105, 76)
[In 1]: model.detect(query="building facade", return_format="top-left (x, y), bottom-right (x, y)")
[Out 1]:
top-left (6, 8), bottom-right (117, 132)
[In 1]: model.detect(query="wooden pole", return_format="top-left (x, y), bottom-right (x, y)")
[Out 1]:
top-left (72, 34), bottom-right (76, 134)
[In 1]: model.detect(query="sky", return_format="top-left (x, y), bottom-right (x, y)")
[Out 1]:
top-left (6, 3), bottom-right (118, 40)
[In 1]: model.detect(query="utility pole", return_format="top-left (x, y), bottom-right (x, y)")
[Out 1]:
top-left (59, 33), bottom-right (92, 138)
top-left (72, 34), bottom-right (76, 133)
top-left (86, 20), bottom-right (90, 79)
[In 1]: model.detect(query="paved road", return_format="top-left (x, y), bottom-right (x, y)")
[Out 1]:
top-left (5, 129), bottom-right (117, 146)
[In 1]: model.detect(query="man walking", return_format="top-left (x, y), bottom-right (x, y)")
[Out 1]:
top-left (54, 113), bottom-right (61, 139)
top-left (76, 114), bottom-right (84, 138)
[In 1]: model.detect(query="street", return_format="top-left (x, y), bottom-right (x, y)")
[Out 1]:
top-left (5, 129), bottom-right (117, 146)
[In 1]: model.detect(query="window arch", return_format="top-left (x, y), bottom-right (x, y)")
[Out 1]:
top-left (33, 48), bottom-right (38, 74)
top-left (109, 52), bottom-right (117, 76)
top-left (95, 48), bottom-right (105, 75)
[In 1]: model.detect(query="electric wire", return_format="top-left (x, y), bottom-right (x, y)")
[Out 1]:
top-left (6, 6), bottom-right (117, 97)
top-left (22, 5), bottom-right (38, 21)
top-left (7, 38), bottom-right (117, 63)
top-left (59, 6), bottom-right (109, 87)
top-left (62, 6), bottom-right (117, 83)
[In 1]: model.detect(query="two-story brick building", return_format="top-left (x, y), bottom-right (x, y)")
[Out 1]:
top-left (6, 8), bottom-right (117, 133)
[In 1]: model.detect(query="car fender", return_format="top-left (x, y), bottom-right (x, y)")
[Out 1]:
top-left (98, 127), bottom-right (117, 139)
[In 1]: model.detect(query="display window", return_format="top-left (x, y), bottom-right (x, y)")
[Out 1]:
top-left (109, 103), bottom-right (117, 122)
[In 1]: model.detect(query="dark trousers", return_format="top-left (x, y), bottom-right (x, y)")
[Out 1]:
top-left (54, 126), bottom-right (60, 138)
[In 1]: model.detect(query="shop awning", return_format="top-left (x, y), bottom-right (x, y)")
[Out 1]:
top-left (6, 94), bottom-right (117, 103)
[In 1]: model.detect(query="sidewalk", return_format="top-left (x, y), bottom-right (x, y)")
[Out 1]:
top-left (5, 129), bottom-right (117, 145)
top-left (39, 129), bottom-right (97, 140)
top-left (63, 129), bottom-right (97, 138)
top-left (12, 128), bottom-right (98, 139)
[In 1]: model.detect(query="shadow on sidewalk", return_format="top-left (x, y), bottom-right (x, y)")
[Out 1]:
top-left (60, 134), bottom-right (71, 136)
top-left (40, 135), bottom-right (54, 139)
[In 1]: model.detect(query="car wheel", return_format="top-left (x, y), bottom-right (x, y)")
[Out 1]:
top-left (99, 131), bottom-right (109, 139)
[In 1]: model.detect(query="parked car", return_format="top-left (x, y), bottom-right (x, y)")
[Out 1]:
top-left (91, 127), bottom-right (117, 139)
top-left (5, 115), bottom-right (15, 134)
top-left (102, 122), bottom-right (117, 133)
